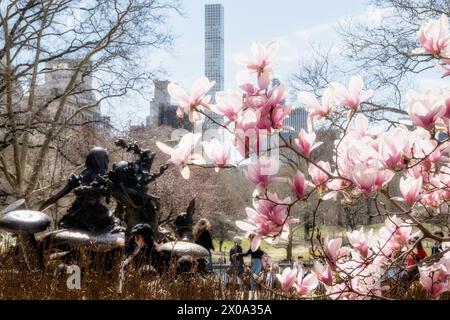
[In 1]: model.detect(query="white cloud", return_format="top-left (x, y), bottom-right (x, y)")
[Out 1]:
top-left (271, 5), bottom-right (393, 82)
top-left (415, 77), bottom-right (450, 91)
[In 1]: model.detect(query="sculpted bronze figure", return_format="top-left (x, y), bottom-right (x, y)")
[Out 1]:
top-left (39, 147), bottom-right (118, 233)
top-left (1, 139), bottom-right (213, 279)
top-left (109, 139), bottom-right (168, 253)
top-left (173, 198), bottom-right (196, 242)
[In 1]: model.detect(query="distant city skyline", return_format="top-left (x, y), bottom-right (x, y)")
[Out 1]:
top-left (103, 0), bottom-right (372, 128)
top-left (103, 0), bottom-right (446, 129)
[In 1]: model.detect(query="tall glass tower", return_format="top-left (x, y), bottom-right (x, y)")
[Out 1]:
top-left (204, 4), bottom-right (224, 128)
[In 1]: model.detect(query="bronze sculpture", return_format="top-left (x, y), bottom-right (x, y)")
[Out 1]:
top-left (1, 139), bottom-right (212, 279)
top-left (39, 147), bottom-right (118, 233)
top-left (109, 139), bottom-right (168, 253)
top-left (173, 198), bottom-right (196, 241)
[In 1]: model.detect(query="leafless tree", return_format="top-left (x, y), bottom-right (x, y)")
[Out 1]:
top-left (0, 0), bottom-right (181, 205)
top-left (290, 0), bottom-right (450, 124)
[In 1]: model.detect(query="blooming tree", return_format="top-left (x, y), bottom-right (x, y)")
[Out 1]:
top-left (156, 16), bottom-right (450, 299)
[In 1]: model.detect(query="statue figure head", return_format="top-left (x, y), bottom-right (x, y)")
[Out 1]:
top-left (131, 223), bottom-right (154, 247)
top-left (174, 198), bottom-right (195, 229)
top-left (174, 198), bottom-right (195, 241)
top-left (111, 161), bottom-right (130, 183)
top-left (85, 147), bottom-right (109, 175)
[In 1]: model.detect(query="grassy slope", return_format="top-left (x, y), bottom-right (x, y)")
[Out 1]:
top-left (212, 222), bottom-right (441, 263)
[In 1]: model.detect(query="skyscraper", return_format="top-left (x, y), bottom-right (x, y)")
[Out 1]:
top-left (204, 3), bottom-right (224, 128)
top-left (147, 80), bottom-right (192, 130)
top-left (148, 80), bottom-right (171, 126)
top-left (270, 78), bottom-right (308, 138)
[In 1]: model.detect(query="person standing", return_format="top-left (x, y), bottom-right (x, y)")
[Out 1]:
top-left (229, 236), bottom-right (244, 279)
top-left (118, 224), bottom-right (159, 293)
top-left (241, 234), bottom-right (266, 291)
top-left (293, 256), bottom-right (305, 275)
top-left (193, 218), bottom-right (215, 272)
top-left (407, 239), bottom-right (428, 267)
top-left (415, 241), bottom-right (428, 262)
top-left (432, 232), bottom-right (444, 255)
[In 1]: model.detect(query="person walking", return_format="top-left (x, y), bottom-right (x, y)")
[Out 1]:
top-left (241, 234), bottom-right (266, 291)
top-left (432, 232), bottom-right (444, 255)
top-left (193, 218), bottom-right (215, 272)
top-left (407, 239), bottom-right (428, 267)
top-left (229, 236), bottom-right (244, 279)
top-left (118, 224), bottom-right (157, 293)
top-left (293, 256), bottom-right (305, 275)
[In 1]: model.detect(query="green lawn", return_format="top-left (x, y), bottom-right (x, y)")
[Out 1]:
top-left (211, 238), bottom-right (309, 264)
top-left (211, 222), bottom-right (443, 264)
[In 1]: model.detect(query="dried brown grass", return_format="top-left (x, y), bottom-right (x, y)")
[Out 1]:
top-left (0, 248), bottom-right (286, 300)
top-left (1, 244), bottom-right (449, 300)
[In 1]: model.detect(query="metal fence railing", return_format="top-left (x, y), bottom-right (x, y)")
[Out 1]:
top-left (212, 261), bottom-right (313, 271)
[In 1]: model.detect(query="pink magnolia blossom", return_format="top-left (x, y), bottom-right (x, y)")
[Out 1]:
top-left (234, 109), bottom-right (261, 156)
top-left (290, 171), bottom-right (309, 199)
top-left (245, 158), bottom-right (283, 194)
top-left (339, 138), bottom-right (376, 168)
top-left (351, 163), bottom-right (378, 194)
top-left (440, 94), bottom-right (450, 120)
top-left (236, 193), bottom-right (297, 251)
top-left (420, 191), bottom-right (442, 208)
top-left (167, 77), bottom-right (215, 122)
top-left (428, 145), bottom-right (450, 163)
top-left (415, 138), bottom-right (450, 164)
top-left (313, 261), bottom-right (333, 286)
top-left (236, 108), bottom-right (259, 132)
top-left (438, 166), bottom-right (450, 193)
top-left (246, 95), bottom-right (268, 109)
top-left (407, 90), bottom-right (445, 130)
top-left (298, 87), bottom-right (334, 122)
top-left (348, 114), bottom-right (383, 139)
top-left (235, 209), bottom-right (272, 251)
top-left (346, 227), bottom-right (372, 258)
top-left (340, 136), bottom-right (379, 167)
top-left (235, 70), bottom-right (258, 95)
top-left (270, 104), bottom-right (292, 131)
top-left (266, 84), bottom-right (287, 108)
top-left (374, 169), bottom-right (394, 190)
top-left (378, 216), bottom-right (413, 253)
top-left (323, 178), bottom-right (350, 201)
top-left (213, 91), bottom-right (243, 123)
top-left (331, 75), bottom-right (374, 111)
top-left (255, 192), bottom-right (292, 226)
top-left (350, 272), bottom-right (387, 298)
top-left (324, 237), bottom-right (346, 270)
top-left (308, 161), bottom-right (331, 189)
top-left (257, 70), bottom-right (273, 91)
top-left (293, 270), bottom-right (318, 296)
top-left (378, 127), bottom-right (411, 170)
top-left (276, 267), bottom-right (298, 292)
top-left (156, 133), bottom-right (202, 179)
top-left (201, 139), bottom-right (231, 171)
top-left (439, 59), bottom-right (450, 77)
top-left (327, 283), bottom-right (358, 300)
top-left (295, 129), bottom-right (323, 158)
top-left (399, 175), bottom-right (423, 206)
top-left (234, 42), bottom-right (279, 90)
top-left (419, 263), bottom-right (450, 299)
top-left (155, 40), bottom-right (450, 300)
top-left (414, 14), bottom-right (450, 56)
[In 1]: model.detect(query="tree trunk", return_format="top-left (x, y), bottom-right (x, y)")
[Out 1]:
top-left (286, 227), bottom-right (293, 263)
top-left (304, 222), bottom-right (310, 241)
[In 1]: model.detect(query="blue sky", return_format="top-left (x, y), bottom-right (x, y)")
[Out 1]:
top-left (104, 0), bottom-right (376, 128)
